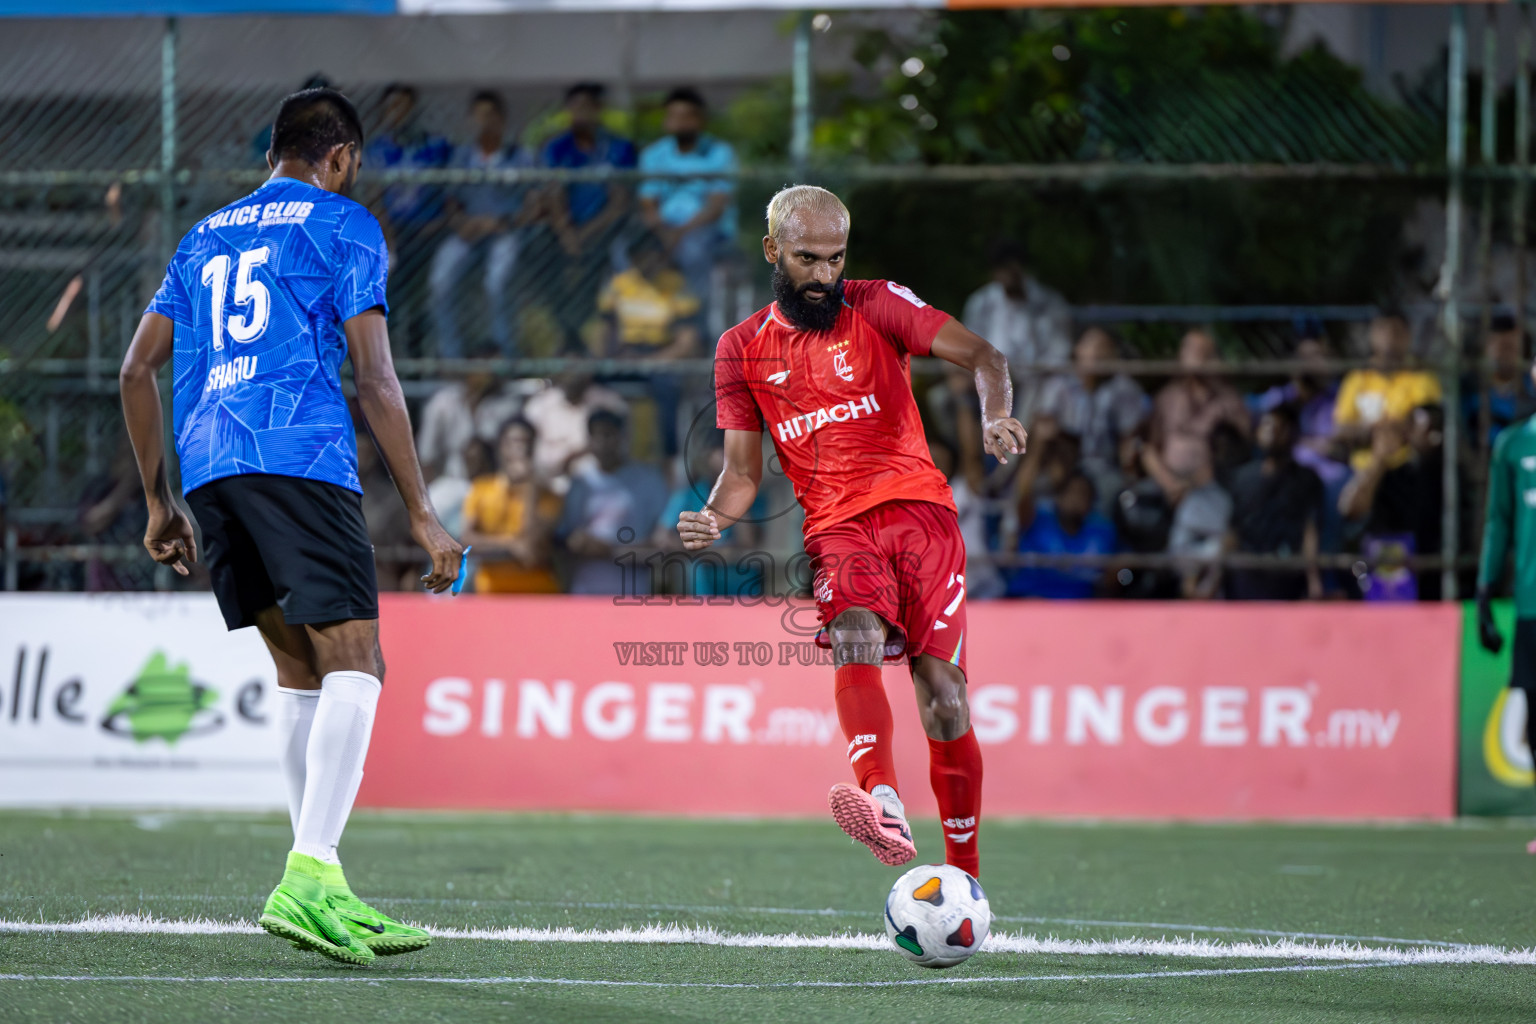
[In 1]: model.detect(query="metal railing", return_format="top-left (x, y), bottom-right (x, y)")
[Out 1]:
top-left (0, 7), bottom-right (1521, 601)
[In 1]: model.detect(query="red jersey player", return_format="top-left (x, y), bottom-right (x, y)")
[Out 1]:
top-left (677, 186), bottom-right (1027, 879)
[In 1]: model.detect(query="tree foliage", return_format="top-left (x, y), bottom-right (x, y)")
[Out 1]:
top-left (721, 8), bottom-right (1440, 316)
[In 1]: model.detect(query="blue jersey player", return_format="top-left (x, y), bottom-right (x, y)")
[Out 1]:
top-left (119, 89), bottom-right (461, 966)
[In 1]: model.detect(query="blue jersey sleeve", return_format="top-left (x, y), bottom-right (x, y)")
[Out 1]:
top-left (332, 205), bottom-right (390, 322)
top-left (146, 249), bottom-right (191, 326)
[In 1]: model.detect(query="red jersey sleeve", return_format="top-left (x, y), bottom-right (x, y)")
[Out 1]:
top-left (714, 320), bottom-right (763, 431)
top-left (842, 279), bottom-right (952, 356)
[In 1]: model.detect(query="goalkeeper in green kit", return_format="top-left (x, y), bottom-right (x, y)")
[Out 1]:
top-left (1476, 388), bottom-right (1536, 852)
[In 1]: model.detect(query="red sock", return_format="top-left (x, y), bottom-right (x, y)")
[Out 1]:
top-left (929, 728), bottom-right (983, 878)
top-left (834, 664), bottom-right (898, 794)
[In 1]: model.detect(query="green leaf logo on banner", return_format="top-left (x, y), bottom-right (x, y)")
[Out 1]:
top-left (100, 652), bottom-right (223, 745)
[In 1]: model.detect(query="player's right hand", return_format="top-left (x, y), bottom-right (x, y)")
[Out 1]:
top-left (144, 502), bottom-right (197, 576)
top-left (677, 510), bottom-right (721, 551)
top-left (413, 516), bottom-right (464, 594)
top-left (1477, 592), bottom-right (1505, 655)
top-left (982, 415), bottom-right (1029, 464)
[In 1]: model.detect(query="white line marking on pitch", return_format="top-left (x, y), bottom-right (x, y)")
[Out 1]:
top-left (0, 894), bottom-right (1463, 949)
top-left (994, 916), bottom-right (1463, 949)
top-left (1, 916), bottom-right (1533, 966)
top-left (0, 963), bottom-right (1394, 988)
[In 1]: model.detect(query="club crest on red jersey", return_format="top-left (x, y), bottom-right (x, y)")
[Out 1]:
top-left (814, 569), bottom-right (834, 604)
top-left (827, 338), bottom-right (855, 383)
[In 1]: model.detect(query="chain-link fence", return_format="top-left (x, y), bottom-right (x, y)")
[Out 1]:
top-left (0, 8), bottom-right (1523, 601)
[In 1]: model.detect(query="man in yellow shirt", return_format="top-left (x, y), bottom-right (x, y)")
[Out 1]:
top-left (1334, 311), bottom-right (1442, 472)
top-left (461, 418), bottom-right (563, 593)
top-left (596, 235), bottom-right (701, 459)
top-left (598, 235), bottom-right (700, 358)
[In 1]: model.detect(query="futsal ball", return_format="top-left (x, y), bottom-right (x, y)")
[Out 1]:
top-left (883, 863), bottom-right (991, 968)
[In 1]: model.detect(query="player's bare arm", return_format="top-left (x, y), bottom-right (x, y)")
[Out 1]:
top-left (678, 427), bottom-right (762, 550)
top-left (929, 321), bottom-right (1028, 464)
top-left (120, 310), bottom-right (197, 576)
top-left (344, 309), bottom-right (463, 592)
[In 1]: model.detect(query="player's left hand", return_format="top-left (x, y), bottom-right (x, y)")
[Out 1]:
top-left (1477, 590), bottom-right (1505, 655)
top-left (982, 416), bottom-right (1028, 465)
top-left (144, 502), bottom-right (197, 576)
top-left (413, 516), bottom-right (465, 594)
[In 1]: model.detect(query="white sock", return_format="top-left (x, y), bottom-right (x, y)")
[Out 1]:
top-left (276, 686), bottom-right (320, 836)
top-left (292, 671), bottom-right (381, 864)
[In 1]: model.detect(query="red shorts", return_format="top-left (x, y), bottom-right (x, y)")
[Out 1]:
top-left (805, 499), bottom-right (968, 675)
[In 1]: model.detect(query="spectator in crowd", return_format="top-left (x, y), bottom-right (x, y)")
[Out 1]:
top-left (1166, 425), bottom-right (1237, 601)
top-left (1253, 328), bottom-right (1343, 479)
top-left (430, 90), bottom-right (535, 357)
top-left (356, 427), bottom-right (416, 592)
top-left (556, 409), bottom-right (670, 594)
top-left (367, 83), bottom-right (452, 263)
top-left (1339, 404), bottom-right (1450, 600)
top-left (415, 369), bottom-right (524, 482)
top-left (1252, 328), bottom-right (1347, 584)
top-left (932, 436), bottom-right (1006, 601)
top-left (78, 436), bottom-right (152, 591)
top-left (366, 83), bottom-right (452, 354)
top-left (599, 233), bottom-right (700, 358)
top-left (653, 440), bottom-right (765, 596)
top-left (1004, 416), bottom-right (1083, 516)
top-left (1035, 325), bottom-right (1149, 509)
top-left (1111, 424), bottom-right (1177, 599)
top-left (428, 437), bottom-right (492, 541)
top-left (543, 83), bottom-right (639, 353)
top-left (1005, 417), bottom-right (1116, 599)
top-left (598, 233), bottom-right (700, 459)
top-left (962, 240), bottom-right (1072, 422)
top-left (925, 363), bottom-right (982, 462)
top-left (638, 87), bottom-right (738, 329)
top-left (521, 370), bottom-right (628, 490)
top-left (1226, 403), bottom-right (1323, 601)
top-left (1148, 327), bottom-right (1251, 496)
top-left (462, 418), bottom-right (562, 594)
top-left (1465, 312), bottom-right (1536, 447)
top-left (1333, 310), bottom-right (1442, 472)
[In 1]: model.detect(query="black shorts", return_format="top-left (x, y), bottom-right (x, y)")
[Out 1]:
top-left (186, 474), bottom-right (378, 632)
top-left (1512, 619), bottom-right (1536, 695)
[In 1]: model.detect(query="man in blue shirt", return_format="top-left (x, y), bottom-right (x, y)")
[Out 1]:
top-left (366, 83), bottom-right (451, 357)
top-left (1464, 313), bottom-right (1536, 447)
top-left (1005, 420), bottom-right (1116, 599)
top-left (367, 83), bottom-right (452, 240)
top-left (638, 86), bottom-right (737, 330)
top-left (557, 409), bottom-right (669, 594)
top-left (1008, 471), bottom-right (1117, 599)
top-left (429, 90), bottom-right (533, 357)
top-left (119, 88), bottom-right (461, 968)
top-left (542, 82), bottom-right (637, 352)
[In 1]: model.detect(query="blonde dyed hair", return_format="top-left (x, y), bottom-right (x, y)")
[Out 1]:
top-left (765, 184), bottom-right (850, 241)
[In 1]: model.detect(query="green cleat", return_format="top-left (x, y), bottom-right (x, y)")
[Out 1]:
top-left (258, 852), bottom-right (376, 967)
top-left (322, 862), bottom-right (432, 956)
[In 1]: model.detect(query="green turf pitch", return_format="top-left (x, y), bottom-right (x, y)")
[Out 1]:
top-left (2, 811), bottom-right (1536, 1023)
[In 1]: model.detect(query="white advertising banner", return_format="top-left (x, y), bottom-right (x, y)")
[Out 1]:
top-left (0, 594), bottom-right (284, 809)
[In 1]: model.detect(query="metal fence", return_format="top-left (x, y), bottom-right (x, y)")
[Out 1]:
top-left (0, 8), bottom-right (1524, 600)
